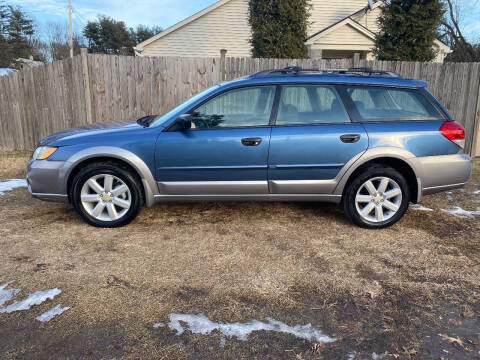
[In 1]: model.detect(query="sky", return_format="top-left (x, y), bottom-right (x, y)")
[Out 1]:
top-left (454, 0), bottom-right (480, 40)
top-left (8, 0), bottom-right (480, 41)
top-left (9, 0), bottom-right (219, 37)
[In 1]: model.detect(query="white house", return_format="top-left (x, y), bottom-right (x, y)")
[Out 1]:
top-left (134, 0), bottom-right (451, 62)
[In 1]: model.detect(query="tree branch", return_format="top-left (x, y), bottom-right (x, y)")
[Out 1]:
top-left (442, 0), bottom-right (477, 59)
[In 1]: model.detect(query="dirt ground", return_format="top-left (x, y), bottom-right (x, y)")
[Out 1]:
top-left (0, 151), bottom-right (479, 360)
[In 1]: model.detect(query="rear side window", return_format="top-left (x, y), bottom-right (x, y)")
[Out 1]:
top-left (344, 86), bottom-right (442, 121)
top-left (276, 85), bottom-right (350, 125)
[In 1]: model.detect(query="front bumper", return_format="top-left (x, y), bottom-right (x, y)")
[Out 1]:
top-left (27, 159), bottom-right (69, 203)
top-left (414, 153), bottom-right (473, 196)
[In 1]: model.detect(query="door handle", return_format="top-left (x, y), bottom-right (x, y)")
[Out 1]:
top-left (340, 134), bottom-right (361, 143)
top-left (241, 137), bottom-right (262, 147)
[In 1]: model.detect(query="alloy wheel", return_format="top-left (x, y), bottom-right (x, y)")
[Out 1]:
top-left (355, 176), bottom-right (403, 223)
top-left (80, 174), bottom-right (131, 222)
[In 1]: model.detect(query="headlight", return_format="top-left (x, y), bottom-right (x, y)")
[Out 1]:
top-left (32, 146), bottom-right (57, 160)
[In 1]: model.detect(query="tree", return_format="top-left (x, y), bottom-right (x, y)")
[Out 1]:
top-left (28, 37), bottom-right (47, 62)
top-left (248, 0), bottom-right (310, 58)
top-left (5, 5), bottom-right (34, 59)
top-left (43, 22), bottom-right (85, 61)
top-left (0, 4), bottom-right (36, 67)
top-left (83, 16), bottom-right (135, 55)
top-left (134, 24), bottom-right (162, 44)
top-left (446, 42), bottom-right (480, 62)
top-left (440, 0), bottom-right (480, 62)
top-left (0, 1), bottom-right (11, 67)
top-left (0, 0), bottom-right (7, 32)
top-left (374, 0), bottom-right (444, 61)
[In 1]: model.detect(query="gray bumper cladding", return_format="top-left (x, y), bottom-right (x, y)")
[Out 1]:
top-left (27, 160), bottom-right (69, 203)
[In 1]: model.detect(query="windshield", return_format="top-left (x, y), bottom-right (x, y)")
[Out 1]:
top-left (151, 85), bottom-right (221, 127)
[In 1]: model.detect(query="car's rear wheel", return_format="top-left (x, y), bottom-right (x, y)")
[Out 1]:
top-left (71, 164), bottom-right (143, 227)
top-left (342, 166), bottom-right (410, 229)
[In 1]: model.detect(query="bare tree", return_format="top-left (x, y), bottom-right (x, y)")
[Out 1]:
top-left (440, 0), bottom-right (480, 61)
top-left (28, 37), bottom-right (47, 62)
top-left (43, 22), bottom-right (84, 61)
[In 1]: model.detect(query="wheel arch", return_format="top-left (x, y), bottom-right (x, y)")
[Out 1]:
top-left (64, 147), bottom-right (159, 207)
top-left (334, 148), bottom-right (422, 204)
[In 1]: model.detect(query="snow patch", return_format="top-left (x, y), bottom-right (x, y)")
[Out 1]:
top-left (473, 190), bottom-right (480, 195)
top-left (411, 204), bottom-right (433, 212)
top-left (164, 313), bottom-right (336, 345)
top-left (0, 288), bottom-right (61, 313)
top-left (0, 68), bottom-right (15, 77)
top-left (372, 353), bottom-right (387, 360)
top-left (36, 304), bottom-right (70, 322)
top-left (0, 179), bottom-right (27, 195)
top-left (446, 191), bottom-right (453, 200)
top-left (0, 282), bottom-right (21, 307)
top-left (153, 322), bottom-right (165, 328)
top-left (219, 337), bottom-right (226, 347)
top-left (441, 206), bottom-right (480, 219)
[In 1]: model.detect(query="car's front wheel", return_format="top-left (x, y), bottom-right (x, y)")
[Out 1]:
top-left (71, 163), bottom-right (143, 227)
top-left (343, 166), bottom-right (410, 229)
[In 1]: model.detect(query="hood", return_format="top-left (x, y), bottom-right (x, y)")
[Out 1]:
top-left (38, 119), bottom-right (142, 146)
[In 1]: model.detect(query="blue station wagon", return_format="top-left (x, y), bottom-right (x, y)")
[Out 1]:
top-left (27, 67), bottom-right (473, 228)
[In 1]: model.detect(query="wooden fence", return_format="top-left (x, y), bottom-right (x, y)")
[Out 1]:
top-left (1, 53), bottom-right (479, 155)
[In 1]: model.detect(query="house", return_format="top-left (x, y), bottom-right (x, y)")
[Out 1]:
top-left (134, 0), bottom-right (451, 62)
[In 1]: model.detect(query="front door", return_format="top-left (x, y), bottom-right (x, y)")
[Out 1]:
top-left (268, 84), bottom-right (368, 194)
top-left (155, 85), bottom-right (277, 195)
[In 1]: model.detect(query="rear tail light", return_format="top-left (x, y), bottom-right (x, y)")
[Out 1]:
top-left (440, 121), bottom-right (465, 149)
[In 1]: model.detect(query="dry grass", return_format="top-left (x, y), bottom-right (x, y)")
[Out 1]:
top-left (0, 151), bottom-right (30, 179)
top-left (0, 152), bottom-right (479, 359)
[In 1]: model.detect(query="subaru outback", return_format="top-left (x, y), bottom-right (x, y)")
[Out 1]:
top-left (27, 67), bottom-right (472, 229)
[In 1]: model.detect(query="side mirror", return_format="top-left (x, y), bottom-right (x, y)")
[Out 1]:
top-left (173, 114), bottom-right (192, 131)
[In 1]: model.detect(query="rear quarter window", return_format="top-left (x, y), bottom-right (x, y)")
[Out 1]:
top-left (343, 86), bottom-right (443, 122)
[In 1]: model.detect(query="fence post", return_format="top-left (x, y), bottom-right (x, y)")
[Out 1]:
top-left (471, 73), bottom-right (480, 157)
top-left (220, 49), bottom-right (227, 81)
top-left (353, 53), bottom-right (360, 68)
top-left (81, 48), bottom-right (93, 124)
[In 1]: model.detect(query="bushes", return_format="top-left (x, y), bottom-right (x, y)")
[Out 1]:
top-left (248, 0), bottom-right (310, 59)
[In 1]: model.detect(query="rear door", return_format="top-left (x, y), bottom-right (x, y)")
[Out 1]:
top-left (268, 84), bottom-right (368, 194)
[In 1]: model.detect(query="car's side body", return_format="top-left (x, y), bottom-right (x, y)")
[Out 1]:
top-left (26, 70), bottom-right (473, 227)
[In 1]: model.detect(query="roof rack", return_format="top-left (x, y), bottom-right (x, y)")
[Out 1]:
top-left (250, 66), bottom-right (401, 78)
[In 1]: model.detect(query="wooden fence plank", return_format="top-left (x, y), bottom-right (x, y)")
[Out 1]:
top-left (0, 54), bottom-right (479, 152)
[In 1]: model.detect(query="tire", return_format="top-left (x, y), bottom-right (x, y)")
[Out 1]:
top-left (71, 163), bottom-right (143, 228)
top-left (342, 166), bottom-right (410, 229)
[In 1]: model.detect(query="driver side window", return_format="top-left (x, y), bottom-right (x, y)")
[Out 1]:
top-left (191, 86), bottom-right (276, 129)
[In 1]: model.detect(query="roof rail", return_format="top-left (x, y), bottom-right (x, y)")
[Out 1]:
top-left (250, 66), bottom-right (401, 78)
